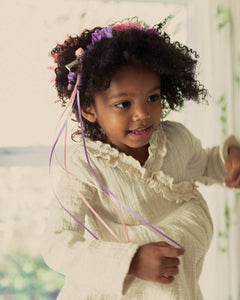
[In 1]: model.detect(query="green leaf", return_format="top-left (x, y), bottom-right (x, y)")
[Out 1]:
top-left (235, 75), bottom-right (240, 84)
top-left (218, 246), bottom-right (227, 253)
top-left (218, 231), bottom-right (228, 238)
top-left (220, 115), bottom-right (227, 123)
top-left (216, 4), bottom-right (230, 31)
top-left (217, 4), bottom-right (224, 15)
top-left (217, 95), bottom-right (225, 105)
top-left (224, 203), bottom-right (231, 230)
top-left (221, 104), bottom-right (227, 112)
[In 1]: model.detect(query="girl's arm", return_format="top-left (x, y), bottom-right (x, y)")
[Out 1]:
top-left (186, 128), bottom-right (240, 185)
top-left (164, 121), bottom-right (240, 185)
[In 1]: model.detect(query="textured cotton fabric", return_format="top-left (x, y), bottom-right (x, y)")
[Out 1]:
top-left (42, 121), bottom-right (229, 300)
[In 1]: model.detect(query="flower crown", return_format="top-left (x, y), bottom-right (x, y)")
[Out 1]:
top-left (51, 22), bottom-right (158, 90)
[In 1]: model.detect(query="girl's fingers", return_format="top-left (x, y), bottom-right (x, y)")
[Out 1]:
top-left (157, 266), bottom-right (179, 284)
top-left (225, 167), bottom-right (239, 183)
top-left (164, 266), bottom-right (179, 276)
top-left (131, 242), bottom-right (184, 284)
top-left (225, 173), bottom-right (240, 188)
top-left (152, 241), bottom-right (185, 257)
top-left (160, 246), bottom-right (185, 257)
top-left (164, 257), bottom-right (180, 267)
top-left (154, 241), bottom-right (172, 247)
top-left (225, 157), bottom-right (232, 172)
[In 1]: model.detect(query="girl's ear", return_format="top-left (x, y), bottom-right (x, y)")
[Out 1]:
top-left (81, 105), bottom-right (97, 123)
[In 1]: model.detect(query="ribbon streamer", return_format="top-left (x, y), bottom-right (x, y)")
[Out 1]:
top-left (49, 77), bottom-right (130, 243)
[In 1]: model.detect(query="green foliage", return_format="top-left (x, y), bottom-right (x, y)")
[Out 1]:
top-left (218, 230), bottom-right (228, 238)
top-left (216, 4), bottom-right (230, 31)
top-left (218, 201), bottom-right (231, 253)
top-left (235, 75), bottom-right (240, 85)
top-left (0, 252), bottom-right (63, 300)
top-left (218, 246), bottom-right (227, 253)
top-left (161, 14), bottom-right (175, 28)
top-left (217, 94), bottom-right (228, 136)
top-left (224, 202), bottom-right (231, 230)
top-left (218, 195), bottom-right (240, 254)
top-left (235, 191), bottom-right (240, 202)
top-left (172, 22), bottom-right (184, 36)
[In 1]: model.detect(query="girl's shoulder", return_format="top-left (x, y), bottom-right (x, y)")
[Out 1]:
top-left (161, 120), bottom-right (196, 148)
top-left (161, 120), bottom-right (191, 137)
top-left (66, 142), bottom-right (92, 173)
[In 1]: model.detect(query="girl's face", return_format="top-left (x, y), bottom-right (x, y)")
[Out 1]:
top-left (82, 66), bottom-right (162, 161)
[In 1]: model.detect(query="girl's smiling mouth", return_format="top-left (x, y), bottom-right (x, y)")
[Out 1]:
top-left (128, 125), bottom-right (152, 137)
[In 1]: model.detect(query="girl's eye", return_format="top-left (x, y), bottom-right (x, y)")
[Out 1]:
top-left (147, 94), bottom-right (160, 102)
top-left (115, 101), bottom-right (131, 109)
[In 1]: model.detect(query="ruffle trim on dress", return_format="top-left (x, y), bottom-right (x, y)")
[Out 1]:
top-left (146, 172), bottom-right (201, 204)
top-left (77, 123), bottom-right (201, 204)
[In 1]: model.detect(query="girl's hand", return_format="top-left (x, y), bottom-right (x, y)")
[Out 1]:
top-left (225, 146), bottom-right (240, 188)
top-left (128, 241), bottom-right (185, 284)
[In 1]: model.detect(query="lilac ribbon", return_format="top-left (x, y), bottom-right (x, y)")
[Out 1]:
top-left (144, 28), bottom-right (158, 35)
top-left (87, 26), bottom-right (113, 50)
top-left (87, 25), bottom-right (158, 51)
top-left (67, 72), bottom-right (77, 82)
top-left (49, 115), bottom-right (98, 240)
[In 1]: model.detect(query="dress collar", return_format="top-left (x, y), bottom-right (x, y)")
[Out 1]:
top-left (76, 122), bottom-right (200, 203)
top-left (80, 122), bottom-right (167, 173)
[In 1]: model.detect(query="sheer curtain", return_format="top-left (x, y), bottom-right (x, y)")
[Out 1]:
top-left (186, 0), bottom-right (240, 299)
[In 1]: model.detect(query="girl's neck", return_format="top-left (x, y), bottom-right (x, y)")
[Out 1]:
top-left (107, 140), bottom-right (149, 166)
top-left (132, 146), bottom-right (149, 166)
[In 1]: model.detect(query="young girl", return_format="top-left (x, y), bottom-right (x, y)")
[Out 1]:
top-left (42, 19), bottom-right (240, 299)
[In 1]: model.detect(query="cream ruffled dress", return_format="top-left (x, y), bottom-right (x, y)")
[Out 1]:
top-left (42, 121), bottom-right (228, 300)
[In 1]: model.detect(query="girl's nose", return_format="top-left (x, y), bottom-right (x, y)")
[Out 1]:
top-left (132, 103), bottom-right (150, 121)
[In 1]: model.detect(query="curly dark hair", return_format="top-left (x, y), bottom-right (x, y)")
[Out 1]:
top-left (51, 19), bottom-right (207, 141)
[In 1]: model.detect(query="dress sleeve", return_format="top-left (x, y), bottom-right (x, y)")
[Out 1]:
top-left (220, 134), bottom-right (240, 161)
top-left (180, 125), bottom-right (229, 185)
top-left (41, 151), bottom-right (139, 296)
top-left (185, 128), bottom-right (240, 185)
